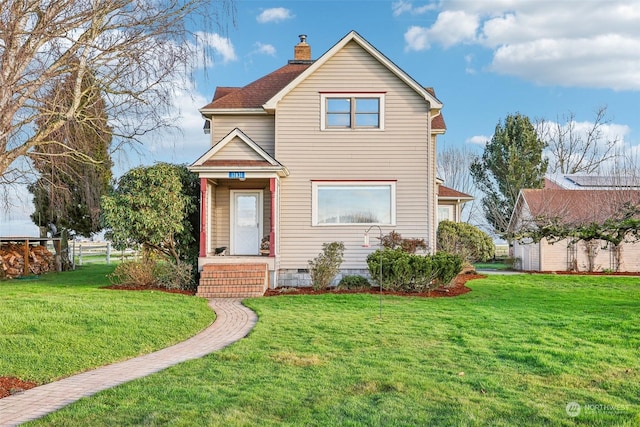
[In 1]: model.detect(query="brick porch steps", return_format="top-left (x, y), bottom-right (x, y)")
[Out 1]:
top-left (197, 263), bottom-right (268, 298)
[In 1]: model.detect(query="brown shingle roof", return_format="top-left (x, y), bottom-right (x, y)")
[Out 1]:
top-left (438, 185), bottom-right (472, 199)
top-left (521, 188), bottom-right (640, 225)
top-left (202, 64), bottom-right (446, 132)
top-left (202, 64), bottom-right (312, 110)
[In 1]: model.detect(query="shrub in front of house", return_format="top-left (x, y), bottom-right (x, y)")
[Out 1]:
top-left (108, 259), bottom-right (194, 290)
top-left (308, 241), bottom-right (345, 290)
top-left (337, 275), bottom-right (371, 290)
top-left (380, 231), bottom-right (428, 253)
top-left (432, 251), bottom-right (464, 286)
top-left (366, 249), bottom-right (463, 292)
top-left (437, 220), bottom-right (495, 263)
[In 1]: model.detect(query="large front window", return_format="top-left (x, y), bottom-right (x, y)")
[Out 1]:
top-left (321, 93), bottom-right (385, 130)
top-left (312, 181), bottom-right (396, 225)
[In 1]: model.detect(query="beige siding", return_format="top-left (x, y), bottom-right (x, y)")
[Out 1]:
top-left (617, 241), bottom-right (640, 271)
top-left (539, 239), bottom-right (570, 271)
top-left (215, 136), bottom-right (266, 161)
top-left (516, 237), bottom-right (640, 272)
top-left (275, 41), bottom-right (433, 269)
top-left (513, 240), bottom-right (541, 271)
top-left (211, 116), bottom-right (275, 156)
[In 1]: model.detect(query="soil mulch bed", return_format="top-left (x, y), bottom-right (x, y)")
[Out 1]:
top-left (0, 376), bottom-right (38, 399)
top-left (264, 272), bottom-right (485, 298)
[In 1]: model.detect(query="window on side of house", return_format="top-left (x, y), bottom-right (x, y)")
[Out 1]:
top-left (312, 181), bottom-right (396, 226)
top-left (321, 93), bottom-right (384, 130)
top-left (437, 205), bottom-right (454, 223)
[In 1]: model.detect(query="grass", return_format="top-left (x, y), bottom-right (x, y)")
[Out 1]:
top-left (473, 259), bottom-right (512, 270)
top-left (0, 264), bottom-right (214, 383)
top-left (28, 273), bottom-right (640, 426)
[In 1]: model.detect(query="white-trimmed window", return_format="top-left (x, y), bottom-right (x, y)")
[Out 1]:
top-left (312, 181), bottom-right (396, 226)
top-left (438, 205), bottom-right (454, 223)
top-left (321, 93), bottom-right (385, 130)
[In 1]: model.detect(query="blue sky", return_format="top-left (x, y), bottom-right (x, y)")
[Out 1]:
top-left (2, 0), bottom-right (639, 236)
top-left (152, 0), bottom-right (640, 165)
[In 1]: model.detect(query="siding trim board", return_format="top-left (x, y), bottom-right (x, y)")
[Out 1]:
top-left (191, 127), bottom-right (282, 168)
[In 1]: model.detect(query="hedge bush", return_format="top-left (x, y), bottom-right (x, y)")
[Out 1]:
top-left (337, 275), bottom-right (370, 290)
top-left (437, 220), bottom-right (495, 262)
top-left (366, 249), bottom-right (463, 292)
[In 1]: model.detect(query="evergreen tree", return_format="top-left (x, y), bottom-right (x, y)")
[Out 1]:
top-left (29, 66), bottom-right (113, 238)
top-left (470, 113), bottom-right (548, 234)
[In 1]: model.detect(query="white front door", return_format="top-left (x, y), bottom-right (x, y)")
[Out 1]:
top-left (231, 190), bottom-right (262, 255)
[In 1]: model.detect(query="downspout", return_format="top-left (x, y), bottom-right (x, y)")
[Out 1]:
top-left (428, 109), bottom-right (442, 253)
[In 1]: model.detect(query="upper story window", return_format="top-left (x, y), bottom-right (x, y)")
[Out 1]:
top-left (321, 93), bottom-right (385, 130)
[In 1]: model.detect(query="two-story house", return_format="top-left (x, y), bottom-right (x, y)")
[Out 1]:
top-left (189, 31), bottom-right (448, 297)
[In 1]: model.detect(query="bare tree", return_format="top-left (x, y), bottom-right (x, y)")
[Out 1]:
top-left (538, 106), bottom-right (620, 175)
top-left (436, 144), bottom-right (481, 223)
top-left (0, 0), bottom-right (234, 182)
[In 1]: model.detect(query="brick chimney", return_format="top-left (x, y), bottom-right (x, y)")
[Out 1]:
top-left (291, 34), bottom-right (312, 63)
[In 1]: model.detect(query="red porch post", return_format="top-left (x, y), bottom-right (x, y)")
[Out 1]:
top-left (269, 178), bottom-right (276, 257)
top-left (199, 178), bottom-right (207, 257)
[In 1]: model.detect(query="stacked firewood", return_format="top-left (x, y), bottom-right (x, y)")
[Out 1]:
top-left (0, 243), bottom-right (55, 278)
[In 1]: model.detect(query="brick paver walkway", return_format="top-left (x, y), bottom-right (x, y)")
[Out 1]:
top-left (0, 299), bottom-right (257, 427)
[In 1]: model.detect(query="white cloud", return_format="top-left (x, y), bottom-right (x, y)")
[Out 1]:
top-left (491, 35), bottom-right (640, 91)
top-left (253, 42), bottom-right (276, 57)
top-left (428, 10), bottom-right (479, 48)
top-left (403, 0), bottom-right (640, 90)
top-left (464, 54), bottom-right (477, 75)
top-left (405, 10), bottom-right (478, 51)
top-left (196, 32), bottom-right (237, 65)
top-left (467, 135), bottom-right (491, 145)
top-left (404, 26), bottom-right (430, 51)
top-left (257, 7), bottom-right (294, 24)
top-left (141, 82), bottom-right (210, 166)
top-left (392, 1), bottom-right (437, 16)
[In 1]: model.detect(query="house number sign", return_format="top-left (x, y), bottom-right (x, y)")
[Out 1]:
top-left (228, 172), bottom-right (245, 179)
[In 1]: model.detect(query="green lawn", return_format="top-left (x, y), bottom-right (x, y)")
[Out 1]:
top-left (0, 264), bottom-right (214, 383)
top-left (473, 260), bottom-right (512, 270)
top-left (28, 273), bottom-right (640, 426)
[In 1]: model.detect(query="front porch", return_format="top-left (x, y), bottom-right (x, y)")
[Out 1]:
top-left (195, 176), bottom-right (280, 297)
top-left (188, 127), bottom-right (289, 297)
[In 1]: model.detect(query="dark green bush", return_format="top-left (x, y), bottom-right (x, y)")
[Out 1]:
top-left (432, 251), bottom-right (464, 286)
top-left (437, 220), bottom-right (495, 262)
top-left (337, 275), bottom-right (370, 290)
top-left (366, 249), bottom-right (463, 292)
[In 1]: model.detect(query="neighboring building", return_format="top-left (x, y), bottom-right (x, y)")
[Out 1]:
top-left (544, 173), bottom-right (640, 190)
top-left (189, 31), bottom-right (451, 295)
top-left (508, 182), bottom-right (640, 272)
top-left (436, 180), bottom-right (473, 224)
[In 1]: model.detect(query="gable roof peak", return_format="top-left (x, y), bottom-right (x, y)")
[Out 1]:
top-left (263, 30), bottom-right (442, 111)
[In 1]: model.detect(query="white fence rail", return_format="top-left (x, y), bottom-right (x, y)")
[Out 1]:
top-left (72, 242), bottom-right (139, 265)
